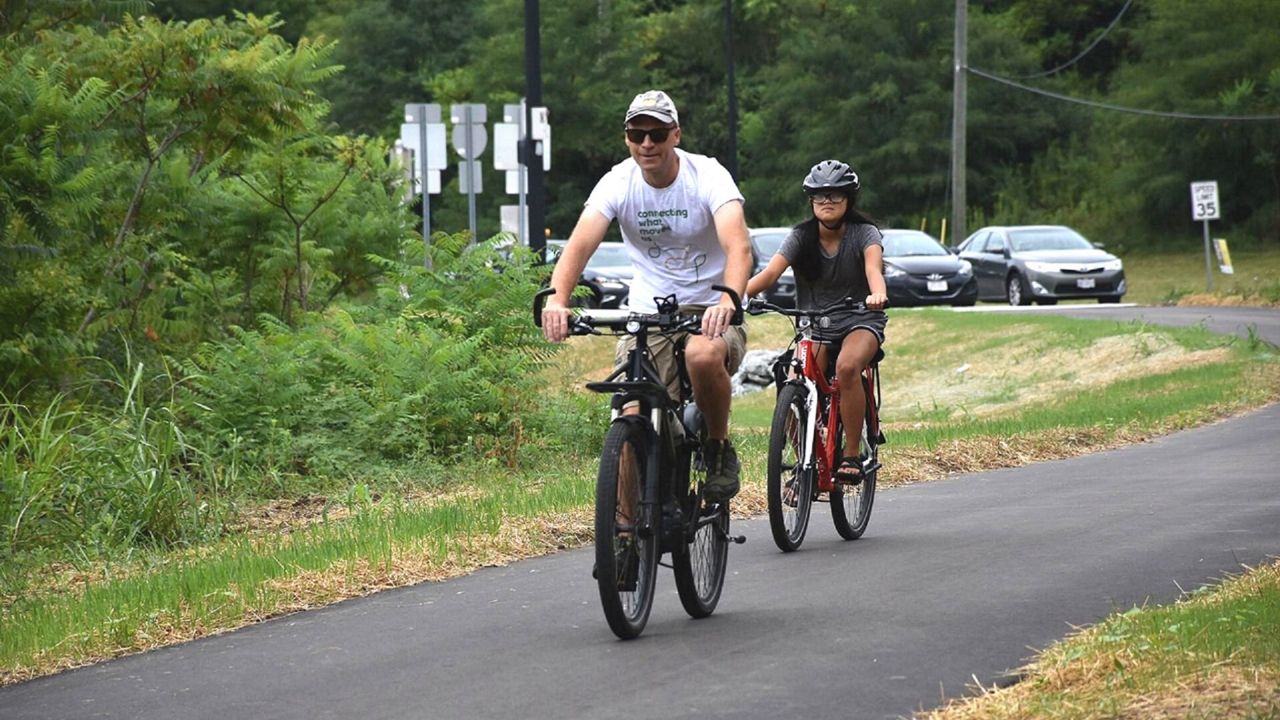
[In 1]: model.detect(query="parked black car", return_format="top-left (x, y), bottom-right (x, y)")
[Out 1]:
top-left (880, 229), bottom-right (978, 307)
top-left (547, 240), bottom-right (633, 309)
top-left (955, 225), bottom-right (1126, 305)
top-left (748, 227), bottom-right (797, 308)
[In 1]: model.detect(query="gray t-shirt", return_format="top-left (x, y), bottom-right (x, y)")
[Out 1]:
top-left (778, 223), bottom-right (886, 340)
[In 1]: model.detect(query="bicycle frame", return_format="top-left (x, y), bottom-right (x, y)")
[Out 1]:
top-left (585, 324), bottom-right (698, 548)
top-left (790, 335), bottom-right (841, 494)
top-left (535, 287), bottom-right (742, 546)
top-left (774, 310), bottom-right (882, 495)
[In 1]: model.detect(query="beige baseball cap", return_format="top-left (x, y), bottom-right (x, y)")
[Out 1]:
top-left (624, 90), bottom-right (679, 126)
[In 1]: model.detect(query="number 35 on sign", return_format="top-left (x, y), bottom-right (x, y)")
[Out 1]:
top-left (1190, 181), bottom-right (1220, 221)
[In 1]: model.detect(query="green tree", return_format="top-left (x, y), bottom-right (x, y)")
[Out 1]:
top-left (1, 13), bottom-right (411, 395)
top-left (303, 0), bottom-right (479, 137)
top-left (0, 56), bottom-right (121, 390)
top-left (1106, 0), bottom-right (1280, 240)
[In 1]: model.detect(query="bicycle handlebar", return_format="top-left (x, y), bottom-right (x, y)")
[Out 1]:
top-left (745, 295), bottom-right (871, 318)
top-left (533, 285), bottom-right (744, 336)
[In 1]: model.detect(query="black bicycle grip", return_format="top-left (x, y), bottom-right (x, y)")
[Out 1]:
top-left (711, 284), bottom-right (745, 326)
top-left (532, 287), bottom-right (556, 328)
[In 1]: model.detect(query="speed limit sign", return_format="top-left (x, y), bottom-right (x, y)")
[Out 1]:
top-left (1190, 181), bottom-right (1220, 221)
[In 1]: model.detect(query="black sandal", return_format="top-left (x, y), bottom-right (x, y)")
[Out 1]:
top-left (835, 456), bottom-right (865, 485)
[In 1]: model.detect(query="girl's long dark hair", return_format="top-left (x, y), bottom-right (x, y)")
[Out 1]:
top-left (790, 195), bottom-right (879, 282)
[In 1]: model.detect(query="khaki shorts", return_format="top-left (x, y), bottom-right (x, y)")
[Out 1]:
top-left (613, 309), bottom-right (747, 402)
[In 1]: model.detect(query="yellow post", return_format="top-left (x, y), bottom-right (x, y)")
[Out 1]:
top-left (940, 217), bottom-right (948, 246)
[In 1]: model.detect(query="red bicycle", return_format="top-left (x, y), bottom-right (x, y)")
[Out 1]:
top-left (747, 297), bottom-right (885, 552)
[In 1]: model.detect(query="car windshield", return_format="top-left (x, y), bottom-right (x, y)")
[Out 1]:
top-left (588, 243), bottom-right (631, 268)
top-left (882, 231), bottom-right (948, 257)
top-left (1008, 228), bottom-right (1092, 252)
top-left (752, 232), bottom-right (787, 258)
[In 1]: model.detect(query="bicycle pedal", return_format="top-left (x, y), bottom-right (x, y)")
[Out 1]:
top-left (876, 431), bottom-right (888, 445)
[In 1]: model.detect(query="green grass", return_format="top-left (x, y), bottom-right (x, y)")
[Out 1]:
top-left (1118, 248), bottom-right (1280, 306)
top-left (0, 451), bottom-right (599, 678)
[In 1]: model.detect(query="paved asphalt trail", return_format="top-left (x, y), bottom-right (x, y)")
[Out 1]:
top-left (3, 308), bottom-right (1278, 720)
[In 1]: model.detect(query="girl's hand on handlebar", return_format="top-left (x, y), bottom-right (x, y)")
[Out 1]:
top-left (866, 292), bottom-right (888, 311)
top-left (541, 302), bottom-right (574, 343)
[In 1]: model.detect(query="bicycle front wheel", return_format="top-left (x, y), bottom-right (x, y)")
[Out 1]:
top-left (595, 421), bottom-right (659, 639)
top-left (672, 498), bottom-right (729, 618)
top-left (831, 422), bottom-right (877, 540)
top-left (767, 384), bottom-right (814, 552)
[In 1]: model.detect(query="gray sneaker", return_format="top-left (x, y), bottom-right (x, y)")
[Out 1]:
top-left (703, 438), bottom-right (741, 501)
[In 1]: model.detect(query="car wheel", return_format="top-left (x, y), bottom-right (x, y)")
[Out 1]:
top-left (1006, 274), bottom-right (1031, 306)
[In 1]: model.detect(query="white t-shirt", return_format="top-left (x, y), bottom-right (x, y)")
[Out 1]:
top-left (585, 148), bottom-right (744, 313)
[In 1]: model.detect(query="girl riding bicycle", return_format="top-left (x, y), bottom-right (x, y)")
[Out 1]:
top-left (746, 160), bottom-right (888, 485)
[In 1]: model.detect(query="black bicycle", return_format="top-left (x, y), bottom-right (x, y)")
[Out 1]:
top-left (534, 287), bottom-right (746, 639)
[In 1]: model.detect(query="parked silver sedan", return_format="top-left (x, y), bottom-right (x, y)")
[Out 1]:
top-left (955, 225), bottom-right (1126, 305)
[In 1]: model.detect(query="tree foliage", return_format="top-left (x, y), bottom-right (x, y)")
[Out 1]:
top-left (1, 10), bottom-right (412, 398)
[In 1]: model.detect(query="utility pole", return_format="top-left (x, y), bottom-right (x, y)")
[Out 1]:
top-left (950, 0), bottom-right (967, 247)
top-left (525, 0), bottom-right (547, 262)
top-left (724, 0), bottom-right (739, 178)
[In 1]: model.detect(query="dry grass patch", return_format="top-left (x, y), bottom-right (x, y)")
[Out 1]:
top-left (890, 333), bottom-right (1232, 421)
top-left (919, 561), bottom-right (1280, 720)
top-left (880, 426), bottom-right (1149, 488)
top-left (1178, 293), bottom-right (1280, 308)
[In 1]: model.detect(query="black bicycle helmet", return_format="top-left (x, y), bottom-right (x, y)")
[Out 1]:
top-left (802, 160), bottom-right (860, 194)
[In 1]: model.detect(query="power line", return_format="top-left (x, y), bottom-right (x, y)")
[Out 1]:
top-left (1014, 0), bottom-right (1135, 80)
top-left (967, 66), bottom-right (1280, 121)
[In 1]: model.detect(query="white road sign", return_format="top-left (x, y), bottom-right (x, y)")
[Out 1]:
top-left (1190, 181), bottom-right (1220, 221)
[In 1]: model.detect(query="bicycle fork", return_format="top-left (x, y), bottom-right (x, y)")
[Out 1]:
top-left (799, 377), bottom-right (821, 475)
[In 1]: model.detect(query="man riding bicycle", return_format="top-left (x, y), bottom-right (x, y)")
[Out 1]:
top-left (540, 89), bottom-right (752, 501)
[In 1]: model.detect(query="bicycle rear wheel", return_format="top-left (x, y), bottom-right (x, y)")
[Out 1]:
top-left (595, 421), bottom-right (659, 639)
top-left (831, 419), bottom-right (877, 540)
top-left (672, 497), bottom-right (729, 618)
top-left (766, 384), bottom-right (814, 552)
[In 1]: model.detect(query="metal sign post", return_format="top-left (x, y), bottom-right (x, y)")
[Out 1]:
top-left (451, 104), bottom-right (488, 245)
top-left (1190, 181), bottom-right (1220, 292)
top-left (402, 103), bottom-right (444, 267)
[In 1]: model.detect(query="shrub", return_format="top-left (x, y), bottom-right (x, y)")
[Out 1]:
top-left (179, 234), bottom-right (556, 489)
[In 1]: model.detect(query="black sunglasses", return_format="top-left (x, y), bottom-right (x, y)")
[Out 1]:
top-left (624, 126), bottom-right (676, 144)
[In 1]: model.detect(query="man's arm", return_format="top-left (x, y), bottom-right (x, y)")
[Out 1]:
top-left (704, 199), bottom-right (752, 338)
top-left (541, 208), bottom-right (611, 342)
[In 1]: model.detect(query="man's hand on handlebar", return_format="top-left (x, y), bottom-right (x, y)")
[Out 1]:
top-left (541, 300), bottom-right (574, 343)
top-left (701, 298), bottom-right (737, 340)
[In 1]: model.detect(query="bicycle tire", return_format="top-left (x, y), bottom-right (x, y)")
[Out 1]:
top-left (831, 417), bottom-right (877, 540)
top-left (595, 421), bottom-right (659, 639)
top-left (766, 384), bottom-right (814, 552)
top-left (672, 497), bottom-right (729, 618)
